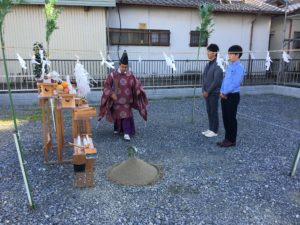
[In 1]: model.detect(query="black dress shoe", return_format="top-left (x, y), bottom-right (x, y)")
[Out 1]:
top-left (217, 139), bottom-right (227, 146)
top-left (219, 140), bottom-right (236, 148)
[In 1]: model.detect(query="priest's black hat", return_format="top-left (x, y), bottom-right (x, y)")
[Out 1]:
top-left (120, 50), bottom-right (128, 65)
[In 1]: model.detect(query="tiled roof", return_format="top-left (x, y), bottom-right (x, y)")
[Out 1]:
top-left (264, 0), bottom-right (300, 13)
top-left (117, 0), bottom-right (283, 14)
top-left (287, 3), bottom-right (300, 13)
top-left (19, 0), bottom-right (116, 7)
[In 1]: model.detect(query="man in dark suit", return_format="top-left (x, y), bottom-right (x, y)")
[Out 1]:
top-left (202, 44), bottom-right (224, 138)
top-left (218, 45), bottom-right (245, 147)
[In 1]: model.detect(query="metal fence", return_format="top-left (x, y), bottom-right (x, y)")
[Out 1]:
top-left (1, 58), bottom-right (300, 92)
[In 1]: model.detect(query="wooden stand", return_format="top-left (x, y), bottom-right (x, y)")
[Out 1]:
top-left (72, 106), bottom-right (97, 188)
top-left (39, 96), bottom-right (71, 164)
top-left (39, 97), bottom-right (53, 162)
top-left (72, 107), bottom-right (96, 139)
top-left (39, 92), bottom-right (98, 187)
top-left (73, 136), bottom-right (97, 187)
top-left (55, 98), bottom-right (65, 162)
top-left (38, 83), bottom-right (56, 162)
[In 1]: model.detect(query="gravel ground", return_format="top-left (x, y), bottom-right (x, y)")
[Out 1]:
top-left (0, 94), bottom-right (300, 225)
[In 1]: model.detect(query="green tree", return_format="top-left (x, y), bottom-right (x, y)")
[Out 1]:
top-left (44, 0), bottom-right (62, 55)
top-left (197, 4), bottom-right (214, 59)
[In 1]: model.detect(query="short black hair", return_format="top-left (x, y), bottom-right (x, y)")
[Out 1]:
top-left (228, 45), bottom-right (243, 58)
top-left (207, 43), bottom-right (219, 52)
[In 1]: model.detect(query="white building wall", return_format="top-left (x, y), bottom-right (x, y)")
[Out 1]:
top-left (291, 16), bottom-right (300, 34)
top-left (270, 16), bottom-right (285, 59)
top-left (270, 15), bottom-right (300, 59)
top-left (108, 6), bottom-right (271, 61)
top-left (0, 5), bottom-right (107, 81)
top-left (289, 16), bottom-right (300, 59)
top-left (2, 5), bottom-right (107, 60)
top-left (251, 16), bottom-right (272, 59)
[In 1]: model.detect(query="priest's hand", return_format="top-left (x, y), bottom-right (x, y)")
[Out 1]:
top-left (111, 93), bottom-right (117, 101)
top-left (137, 90), bottom-right (140, 96)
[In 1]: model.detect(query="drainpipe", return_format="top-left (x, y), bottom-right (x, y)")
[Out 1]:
top-left (287, 19), bottom-right (293, 53)
top-left (117, 5), bottom-right (122, 60)
top-left (247, 15), bottom-right (257, 78)
top-left (249, 18), bottom-right (256, 54)
top-left (106, 8), bottom-right (110, 54)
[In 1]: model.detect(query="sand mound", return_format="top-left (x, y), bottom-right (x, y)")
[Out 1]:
top-left (107, 157), bottom-right (162, 186)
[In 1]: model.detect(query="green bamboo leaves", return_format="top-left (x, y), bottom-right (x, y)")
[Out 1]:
top-left (0, 0), bottom-right (22, 34)
top-left (45, 0), bottom-right (62, 47)
top-left (197, 4), bottom-right (214, 59)
top-left (0, 0), bottom-right (13, 27)
top-left (198, 4), bottom-right (214, 45)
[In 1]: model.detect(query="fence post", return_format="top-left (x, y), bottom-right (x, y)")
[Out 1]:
top-left (171, 68), bottom-right (174, 84)
top-left (246, 58), bottom-right (253, 83)
top-left (276, 59), bottom-right (283, 85)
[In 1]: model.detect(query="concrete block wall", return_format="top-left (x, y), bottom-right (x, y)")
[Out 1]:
top-left (0, 85), bottom-right (299, 106)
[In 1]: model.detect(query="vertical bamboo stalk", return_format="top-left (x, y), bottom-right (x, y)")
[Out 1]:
top-left (1, 20), bottom-right (35, 209)
top-left (290, 144), bottom-right (300, 177)
top-left (13, 133), bottom-right (34, 207)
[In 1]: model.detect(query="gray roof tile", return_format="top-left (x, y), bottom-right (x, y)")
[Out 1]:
top-left (287, 3), bottom-right (300, 13)
top-left (117, 0), bottom-right (283, 14)
top-left (263, 0), bottom-right (300, 13)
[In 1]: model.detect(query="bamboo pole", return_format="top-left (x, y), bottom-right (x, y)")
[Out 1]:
top-left (13, 133), bottom-right (34, 207)
top-left (1, 17), bottom-right (35, 208)
top-left (290, 144), bottom-right (300, 177)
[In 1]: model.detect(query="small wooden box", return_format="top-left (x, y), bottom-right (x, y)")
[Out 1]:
top-left (37, 83), bottom-right (57, 97)
top-left (59, 94), bottom-right (76, 108)
top-left (73, 107), bottom-right (97, 120)
top-left (73, 154), bottom-right (86, 165)
top-left (85, 147), bottom-right (97, 155)
top-left (75, 98), bottom-right (88, 108)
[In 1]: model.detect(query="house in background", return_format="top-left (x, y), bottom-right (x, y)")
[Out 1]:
top-left (2, 0), bottom-right (115, 60)
top-left (107, 0), bottom-right (283, 61)
top-left (2, 0), bottom-right (284, 62)
top-left (267, 0), bottom-right (300, 59)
